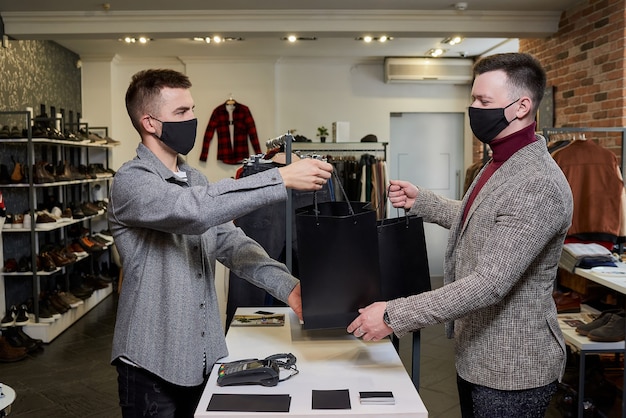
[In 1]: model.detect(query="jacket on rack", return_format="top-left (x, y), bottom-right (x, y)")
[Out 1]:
top-left (551, 139), bottom-right (625, 242)
top-left (199, 102), bottom-right (261, 164)
top-left (386, 129), bottom-right (573, 391)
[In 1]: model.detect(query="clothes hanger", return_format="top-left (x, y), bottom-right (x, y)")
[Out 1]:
top-left (225, 94), bottom-right (236, 105)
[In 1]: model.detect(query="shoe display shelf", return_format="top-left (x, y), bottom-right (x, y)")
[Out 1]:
top-left (22, 283), bottom-right (112, 343)
top-left (558, 262), bottom-right (626, 418)
top-left (0, 110), bottom-right (115, 343)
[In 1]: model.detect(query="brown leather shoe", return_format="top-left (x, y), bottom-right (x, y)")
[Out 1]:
top-left (553, 290), bottom-right (581, 314)
top-left (0, 335), bottom-right (28, 362)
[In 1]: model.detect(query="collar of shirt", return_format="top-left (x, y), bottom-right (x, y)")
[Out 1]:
top-left (489, 122), bottom-right (538, 164)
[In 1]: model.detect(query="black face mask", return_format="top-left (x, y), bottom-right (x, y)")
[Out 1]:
top-left (150, 116), bottom-right (198, 155)
top-left (468, 98), bottom-right (519, 144)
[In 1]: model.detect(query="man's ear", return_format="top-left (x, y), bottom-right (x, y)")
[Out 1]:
top-left (141, 115), bottom-right (157, 134)
top-left (516, 96), bottom-right (533, 120)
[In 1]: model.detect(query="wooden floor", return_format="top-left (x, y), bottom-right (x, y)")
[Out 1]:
top-left (0, 281), bottom-right (575, 417)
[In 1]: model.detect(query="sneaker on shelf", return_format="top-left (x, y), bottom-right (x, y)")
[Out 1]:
top-left (12, 213), bottom-right (24, 229)
top-left (93, 232), bottom-right (114, 245)
top-left (14, 304), bottom-right (29, 326)
top-left (58, 291), bottom-right (83, 308)
top-left (35, 301), bottom-right (56, 323)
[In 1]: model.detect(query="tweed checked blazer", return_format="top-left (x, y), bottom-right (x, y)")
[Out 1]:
top-left (386, 137), bottom-right (573, 391)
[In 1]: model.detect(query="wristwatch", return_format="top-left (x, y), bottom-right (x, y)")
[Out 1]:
top-left (383, 310), bottom-right (391, 326)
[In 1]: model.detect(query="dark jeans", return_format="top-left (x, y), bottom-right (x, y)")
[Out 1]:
top-left (457, 375), bottom-right (557, 418)
top-left (116, 360), bottom-right (206, 418)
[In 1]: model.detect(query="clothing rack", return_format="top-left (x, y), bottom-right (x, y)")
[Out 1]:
top-left (542, 126), bottom-right (626, 176)
top-left (291, 141), bottom-right (387, 160)
top-left (265, 133), bottom-right (295, 272)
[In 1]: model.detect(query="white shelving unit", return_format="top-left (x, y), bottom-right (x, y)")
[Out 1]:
top-left (0, 110), bottom-right (115, 343)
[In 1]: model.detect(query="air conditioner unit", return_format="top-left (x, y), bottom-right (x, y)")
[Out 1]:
top-left (384, 57), bottom-right (473, 84)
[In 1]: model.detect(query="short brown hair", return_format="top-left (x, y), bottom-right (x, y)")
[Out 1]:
top-left (473, 53), bottom-right (546, 115)
top-left (125, 69), bottom-right (192, 132)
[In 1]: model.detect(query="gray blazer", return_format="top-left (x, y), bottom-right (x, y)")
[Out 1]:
top-left (386, 138), bottom-right (573, 391)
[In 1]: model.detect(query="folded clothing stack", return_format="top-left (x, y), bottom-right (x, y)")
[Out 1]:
top-left (560, 243), bottom-right (616, 272)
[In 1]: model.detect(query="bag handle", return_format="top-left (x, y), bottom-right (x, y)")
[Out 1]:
top-left (313, 169), bottom-right (355, 224)
top-left (379, 184), bottom-right (410, 228)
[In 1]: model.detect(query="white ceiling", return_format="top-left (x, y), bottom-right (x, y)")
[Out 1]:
top-left (0, 0), bottom-right (581, 61)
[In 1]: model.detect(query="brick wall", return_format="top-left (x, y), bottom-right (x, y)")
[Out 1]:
top-left (521, 0), bottom-right (626, 162)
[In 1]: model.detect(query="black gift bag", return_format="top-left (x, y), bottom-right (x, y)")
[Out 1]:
top-left (295, 200), bottom-right (381, 330)
top-left (377, 214), bottom-right (431, 300)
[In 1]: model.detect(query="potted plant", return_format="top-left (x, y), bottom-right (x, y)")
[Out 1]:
top-left (317, 126), bottom-right (329, 143)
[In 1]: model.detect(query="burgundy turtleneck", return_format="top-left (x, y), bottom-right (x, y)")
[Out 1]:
top-left (462, 122), bottom-right (538, 224)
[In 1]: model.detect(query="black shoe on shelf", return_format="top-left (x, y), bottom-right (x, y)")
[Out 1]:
top-left (14, 304), bottom-right (29, 326)
top-left (0, 305), bottom-right (16, 327)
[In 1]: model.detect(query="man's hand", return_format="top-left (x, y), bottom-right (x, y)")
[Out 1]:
top-left (278, 159), bottom-right (333, 191)
top-left (388, 180), bottom-right (419, 210)
top-left (346, 301), bottom-right (392, 341)
top-left (287, 283), bottom-right (303, 322)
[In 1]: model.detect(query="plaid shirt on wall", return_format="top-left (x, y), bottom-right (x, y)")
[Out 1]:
top-left (199, 102), bottom-right (262, 164)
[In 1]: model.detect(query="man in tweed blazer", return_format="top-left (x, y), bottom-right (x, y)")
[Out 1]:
top-left (348, 53), bottom-right (573, 417)
top-left (109, 69), bottom-right (333, 417)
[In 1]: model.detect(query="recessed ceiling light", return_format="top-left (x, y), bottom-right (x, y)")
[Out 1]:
top-left (192, 36), bottom-right (244, 44)
top-left (355, 36), bottom-right (393, 43)
top-left (281, 36), bottom-right (317, 42)
top-left (426, 48), bottom-right (446, 57)
top-left (119, 37), bottom-right (152, 44)
top-left (442, 36), bottom-right (464, 45)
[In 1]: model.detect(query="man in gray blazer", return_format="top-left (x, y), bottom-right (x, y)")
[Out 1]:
top-left (348, 53), bottom-right (573, 417)
top-left (109, 68), bottom-right (333, 417)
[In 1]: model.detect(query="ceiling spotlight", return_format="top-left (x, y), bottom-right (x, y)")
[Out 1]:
top-left (426, 48), bottom-right (446, 57)
top-left (454, 2), bottom-right (468, 11)
top-left (281, 36), bottom-right (317, 42)
top-left (355, 36), bottom-right (393, 43)
top-left (192, 36), bottom-right (244, 44)
top-left (120, 37), bottom-right (152, 44)
top-left (442, 36), bottom-right (463, 45)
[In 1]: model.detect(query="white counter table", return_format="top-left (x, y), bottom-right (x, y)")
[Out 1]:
top-left (558, 264), bottom-right (626, 418)
top-left (195, 307), bottom-right (427, 417)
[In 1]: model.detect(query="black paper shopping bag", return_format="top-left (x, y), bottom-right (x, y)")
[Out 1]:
top-left (295, 200), bottom-right (381, 329)
top-left (377, 214), bottom-right (431, 300)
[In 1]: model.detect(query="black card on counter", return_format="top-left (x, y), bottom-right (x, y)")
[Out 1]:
top-left (207, 393), bottom-right (291, 412)
top-left (311, 389), bottom-right (351, 409)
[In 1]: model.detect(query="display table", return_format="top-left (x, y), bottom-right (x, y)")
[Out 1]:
top-left (558, 264), bottom-right (626, 418)
top-left (195, 307), bottom-right (428, 417)
top-left (0, 383), bottom-right (15, 417)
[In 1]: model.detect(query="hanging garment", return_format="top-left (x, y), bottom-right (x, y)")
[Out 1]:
top-left (552, 139), bottom-right (624, 243)
top-left (199, 101), bottom-right (261, 164)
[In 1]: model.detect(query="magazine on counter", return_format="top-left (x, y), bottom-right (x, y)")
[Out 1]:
top-left (231, 313), bottom-right (285, 327)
